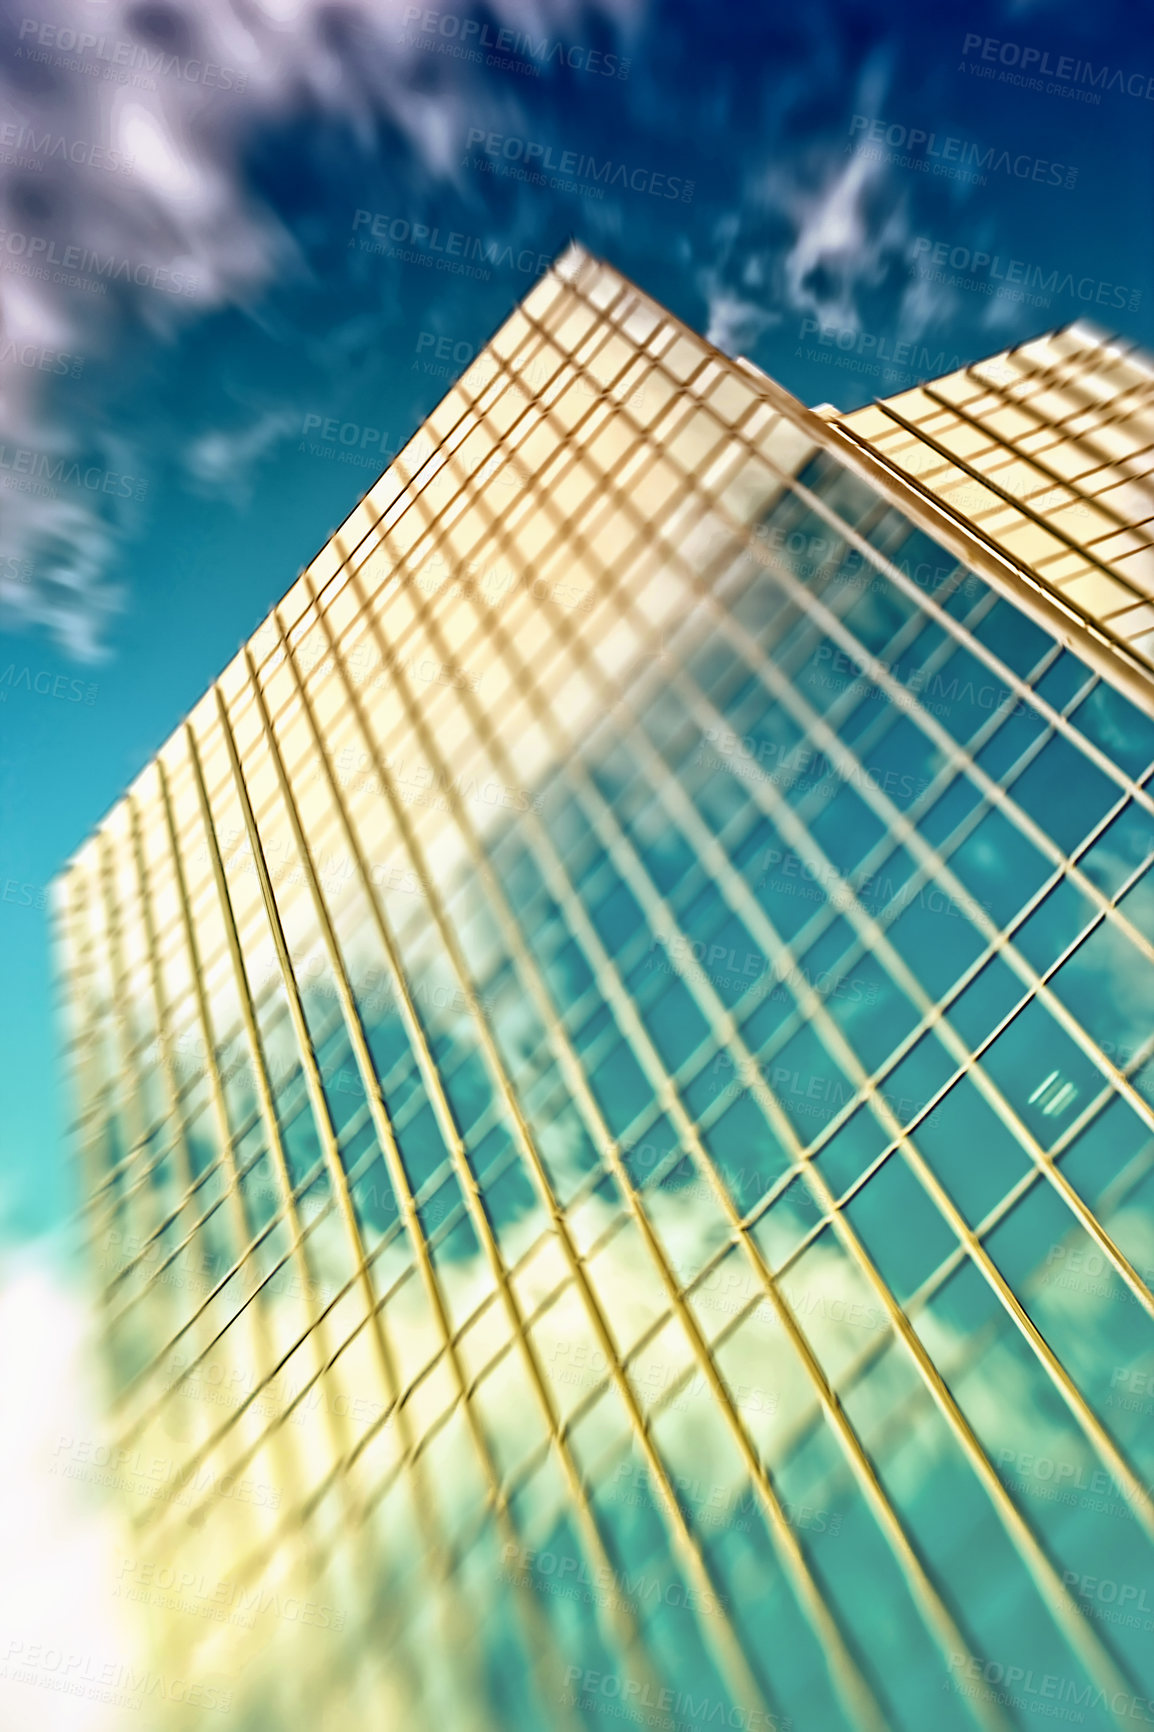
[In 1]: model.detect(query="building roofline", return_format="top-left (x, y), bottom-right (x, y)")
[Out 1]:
top-left (50, 246), bottom-right (1154, 892)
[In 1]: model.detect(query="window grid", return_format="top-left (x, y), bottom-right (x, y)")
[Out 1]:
top-left (56, 244), bottom-right (1154, 1732)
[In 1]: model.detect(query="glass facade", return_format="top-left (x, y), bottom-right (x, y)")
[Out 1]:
top-left (55, 243), bottom-right (1154, 1732)
top-left (834, 322), bottom-right (1154, 698)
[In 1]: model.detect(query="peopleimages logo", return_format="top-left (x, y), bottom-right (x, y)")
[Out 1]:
top-left (0, 338), bottom-right (83, 376)
top-left (115, 1558), bottom-right (348, 1634)
top-left (561, 1668), bottom-right (789, 1732)
top-left (501, 1543), bottom-right (730, 1618)
top-left (0, 446), bottom-right (147, 499)
top-left (0, 227), bottom-right (196, 295)
top-left (0, 122), bottom-right (134, 176)
top-left (402, 7), bottom-right (629, 78)
top-left (1, 1641), bottom-right (232, 1715)
top-left (462, 128), bottom-right (694, 201)
top-left (350, 210), bottom-right (554, 280)
top-left (15, 18), bottom-right (249, 91)
top-left (960, 33), bottom-right (1154, 102)
top-left (0, 665), bottom-right (98, 705)
top-left (797, 316), bottom-right (966, 376)
top-left (848, 115), bottom-right (1077, 189)
top-left (911, 238), bottom-right (1142, 312)
top-left (945, 1652), bottom-right (1154, 1725)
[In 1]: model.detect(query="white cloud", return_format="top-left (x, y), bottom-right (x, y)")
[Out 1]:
top-left (698, 50), bottom-right (968, 373)
top-left (0, 1246), bottom-right (141, 1731)
top-left (184, 407), bottom-right (299, 500)
top-left (702, 141), bottom-right (959, 365)
top-left (0, 0), bottom-right (646, 657)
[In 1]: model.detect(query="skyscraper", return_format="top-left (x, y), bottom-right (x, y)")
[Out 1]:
top-left (54, 243), bottom-right (1154, 1732)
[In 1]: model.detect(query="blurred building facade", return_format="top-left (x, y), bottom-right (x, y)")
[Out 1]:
top-left (54, 244), bottom-right (1154, 1732)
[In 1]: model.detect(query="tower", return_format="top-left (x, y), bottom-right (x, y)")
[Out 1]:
top-left (55, 243), bottom-right (1154, 1732)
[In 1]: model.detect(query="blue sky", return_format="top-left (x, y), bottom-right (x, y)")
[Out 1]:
top-left (1, 0), bottom-right (1152, 1241)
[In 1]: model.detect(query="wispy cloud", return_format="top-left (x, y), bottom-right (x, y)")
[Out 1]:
top-left (0, 1246), bottom-right (138, 1731)
top-left (183, 407), bottom-right (299, 501)
top-left (0, 0), bottom-right (644, 657)
top-left (698, 54), bottom-right (962, 366)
